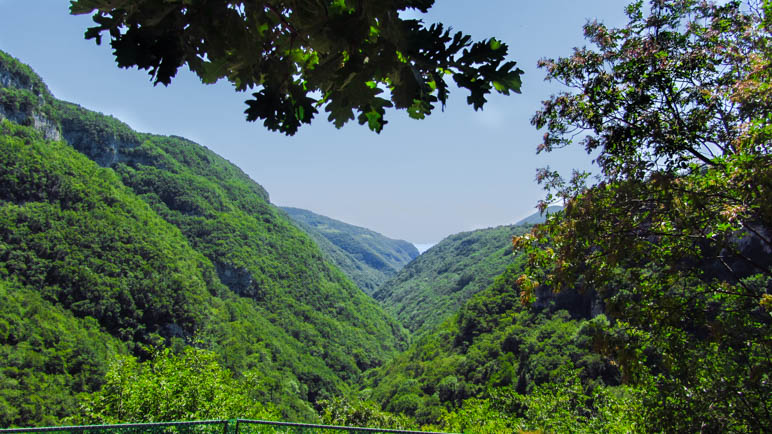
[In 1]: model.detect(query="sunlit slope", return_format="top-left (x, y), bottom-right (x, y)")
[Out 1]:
top-left (0, 50), bottom-right (407, 425)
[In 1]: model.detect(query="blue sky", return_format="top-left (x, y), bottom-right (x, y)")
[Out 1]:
top-left (0, 0), bottom-right (629, 246)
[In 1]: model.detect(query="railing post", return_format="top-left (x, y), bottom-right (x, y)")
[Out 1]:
top-left (221, 420), bottom-right (234, 434)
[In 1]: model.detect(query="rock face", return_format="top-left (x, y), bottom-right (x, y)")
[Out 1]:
top-left (0, 64), bottom-right (62, 141)
top-left (0, 104), bottom-right (61, 141)
top-left (0, 104), bottom-right (59, 140)
top-left (58, 102), bottom-right (142, 167)
top-left (0, 52), bottom-right (141, 156)
top-left (0, 68), bottom-right (15, 89)
top-left (0, 61), bottom-right (39, 93)
top-left (31, 112), bottom-right (61, 141)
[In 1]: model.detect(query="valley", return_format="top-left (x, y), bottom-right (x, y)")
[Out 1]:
top-left (0, 49), bottom-right (596, 430)
top-left (1, 0), bottom-right (770, 430)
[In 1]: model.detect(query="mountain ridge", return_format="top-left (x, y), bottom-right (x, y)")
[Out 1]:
top-left (0, 49), bottom-right (407, 426)
top-left (514, 205), bottom-right (563, 226)
top-left (281, 206), bottom-right (418, 295)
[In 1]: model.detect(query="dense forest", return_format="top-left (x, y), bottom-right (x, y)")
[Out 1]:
top-left (2, 0), bottom-right (771, 432)
top-left (374, 224), bottom-right (533, 337)
top-left (0, 49), bottom-right (408, 425)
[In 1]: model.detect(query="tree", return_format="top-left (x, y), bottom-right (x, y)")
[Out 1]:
top-left (69, 0), bottom-right (523, 135)
top-left (319, 396), bottom-right (416, 430)
top-left (440, 369), bottom-right (645, 434)
top-left (515, 0), bottom-right (771, 431)
top-left (74, 347), bottom-right (279, 423)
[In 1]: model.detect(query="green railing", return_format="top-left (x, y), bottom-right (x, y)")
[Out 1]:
top-left (0, 420), bottom-right (451, 434)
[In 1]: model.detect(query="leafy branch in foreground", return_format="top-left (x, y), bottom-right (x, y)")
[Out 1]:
top-left (74, 347), bottom-right (280, 424)
top-left (516, 0), bottom-right (772, 431)
top-left (70, 0), bottom-right (522, 135)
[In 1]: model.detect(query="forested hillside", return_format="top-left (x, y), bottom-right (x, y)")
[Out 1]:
top-left (0, 50), bottom-right (407, 427)
top-left (511, 0), bottom-right (772, 431)
top-left (2, 0), bottom-right (771, 431)
top-left (365, 262), bottom-right (626, 431)
top-left (374, 224), bottom-right (531, 336)
top-left (281, 207), bottom-right (418, 295)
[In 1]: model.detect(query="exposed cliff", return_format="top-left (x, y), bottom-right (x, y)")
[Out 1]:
top-left (0, 52), bottom-right (60, 141)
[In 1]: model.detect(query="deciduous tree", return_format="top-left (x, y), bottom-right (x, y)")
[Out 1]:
top-left (516, 0), bottom-right (772, 430)
top-left (70, 0), bottom-right (523, 135)
top-left (75, 347), bottom-right (279, 423)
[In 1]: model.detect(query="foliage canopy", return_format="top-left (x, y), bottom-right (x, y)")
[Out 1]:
top-left (69, 0), bottom-right (523, 135)
top-left (366, 262), bottom-right (632, 430)
top-left (517, 0), bottom-right (772, 430)
top-left (75, 347), bottom-right (279, 424)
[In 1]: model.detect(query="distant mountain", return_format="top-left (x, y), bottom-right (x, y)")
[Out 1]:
top-left (514, 205), bottom-right (563, 226)
top-left (0, 50), bottom-right (407, 426)
top-left (281, 207), bottom-right (419, 295)
top-left (373, 224), bottom-right (532, 337)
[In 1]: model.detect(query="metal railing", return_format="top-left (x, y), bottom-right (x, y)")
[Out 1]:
top-left (0, 420), bottom-right (451, 434)
top-left (0, 421), bottom-right (228, 434)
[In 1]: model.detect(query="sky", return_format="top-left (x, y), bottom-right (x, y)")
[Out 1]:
top-left (0, 0), bottom-right (629, 247)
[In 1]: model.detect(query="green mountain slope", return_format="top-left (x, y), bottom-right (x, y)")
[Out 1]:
top-left (0, 277), bottom-right (126, 427)
top-left (365, 261), bottom-right (614, 426)
top-left (281, 207), bottom-right (418, 295)
top-left (99, 132), bottom-right (409, 375)
top-left (373, 224), bottom-right (531, 336)
top-left (0, 120), bottom-right (226, 426)
top-left (0, 119), bottom-right (316, 424)
top-left (0, 50), bottom-right (407, 426)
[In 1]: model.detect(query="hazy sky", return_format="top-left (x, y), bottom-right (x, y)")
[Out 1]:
top-left (0, 1), bottom-right (629, 245)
